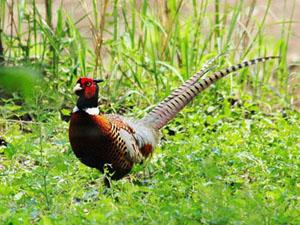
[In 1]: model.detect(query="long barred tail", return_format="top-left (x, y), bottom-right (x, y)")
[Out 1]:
top-left (151, 54), bottom-right (222, 111)
top-left (142, 56), bottom-right (280, 130)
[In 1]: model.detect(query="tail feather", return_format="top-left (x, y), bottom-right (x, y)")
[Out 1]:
top-left (146, 55), bottom-right (222, 120)
top-left (142, 56), bottom-right (279, 129)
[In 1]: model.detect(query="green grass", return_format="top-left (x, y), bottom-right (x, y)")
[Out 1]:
top-left (1, 100), bottom-right (299, 224)
top-left (0, 0), bottom-right (299, 224)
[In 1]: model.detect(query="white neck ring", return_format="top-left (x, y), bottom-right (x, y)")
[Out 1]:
top-left (72, 106), bottom-right (99, 115)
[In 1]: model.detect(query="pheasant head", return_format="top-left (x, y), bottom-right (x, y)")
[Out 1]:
top-left (73, 77), bottom-right (104, 110)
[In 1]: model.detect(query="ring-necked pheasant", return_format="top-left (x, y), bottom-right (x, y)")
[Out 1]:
top-left (69, 56), bottom-right (279, 183)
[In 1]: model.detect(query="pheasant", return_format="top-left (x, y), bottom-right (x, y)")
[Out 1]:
top-left (69, 56), bottom-right (278, 183)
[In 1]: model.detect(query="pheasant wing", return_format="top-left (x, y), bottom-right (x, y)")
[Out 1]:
top-left (106, 114), bottom-right (144, 164)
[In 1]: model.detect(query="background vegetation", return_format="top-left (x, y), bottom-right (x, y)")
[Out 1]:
top-left (0, 0), bottom-right (299, 224)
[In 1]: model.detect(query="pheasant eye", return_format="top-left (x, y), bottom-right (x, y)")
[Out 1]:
top-left (86, 82), bottom-right (92, 87)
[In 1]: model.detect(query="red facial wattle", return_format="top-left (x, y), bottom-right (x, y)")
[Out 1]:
top-left (84, 83), bottom-right (97, 99)
top-left (74, 77), bottom-right (97, 99)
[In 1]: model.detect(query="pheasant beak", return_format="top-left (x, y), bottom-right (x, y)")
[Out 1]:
top-left (73, 83), bottom-right (83, 95)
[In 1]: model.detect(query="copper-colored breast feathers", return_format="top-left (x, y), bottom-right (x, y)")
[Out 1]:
top-left (69, 113), bottom-right (138, 179)
top-left (69, 112), bottom-right (158, 180)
